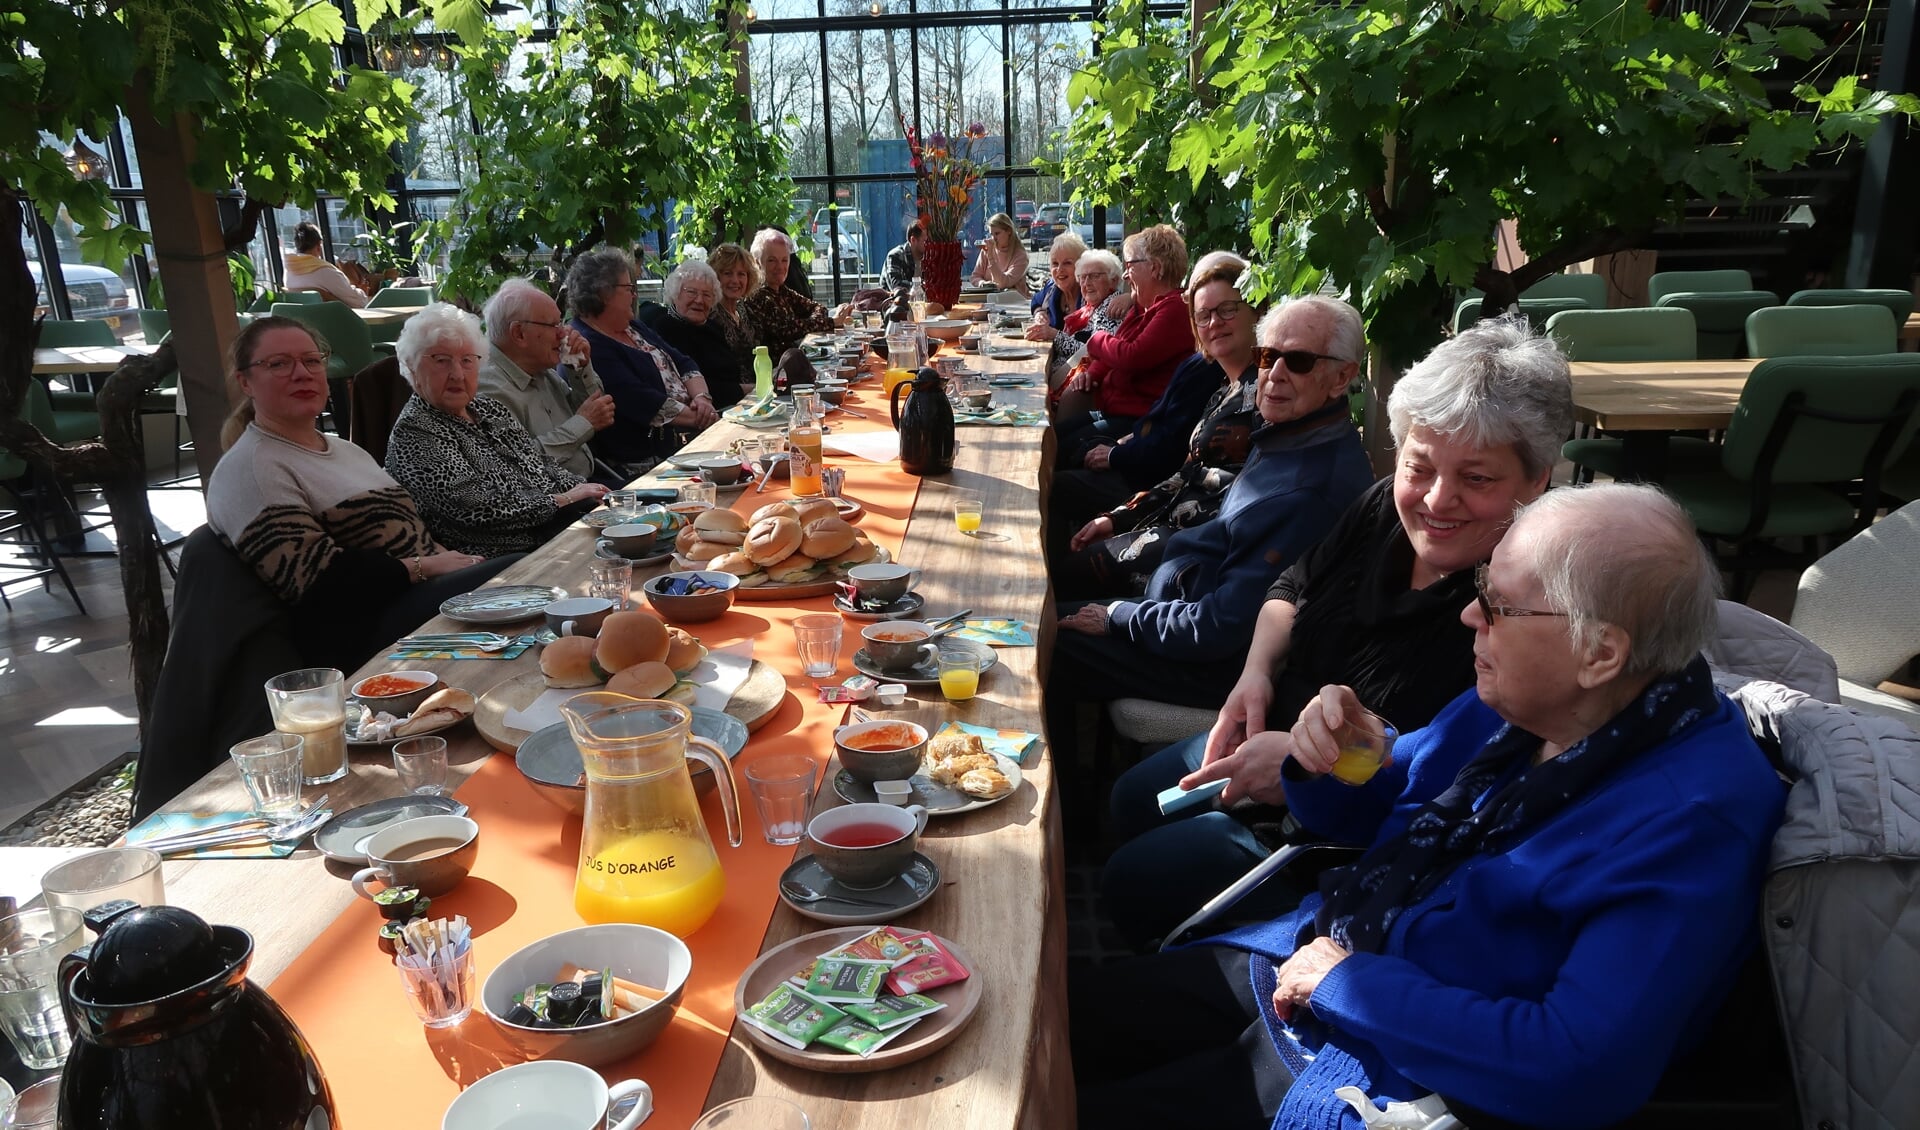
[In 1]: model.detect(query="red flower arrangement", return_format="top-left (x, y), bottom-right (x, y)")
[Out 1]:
top-left (905, 119), bottom-right (988, 243)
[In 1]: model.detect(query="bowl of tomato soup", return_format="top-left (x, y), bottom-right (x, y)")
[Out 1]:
top-left (833, 719), bottom-right (929, 784)
top-left (350, 670), bottom-right (441, 717)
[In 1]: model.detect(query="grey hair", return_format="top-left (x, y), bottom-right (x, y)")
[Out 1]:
top-left (750, 228), bottom-right (794, 261)
top-left (1512, 483), bottom-right (1721, 678)
top-left (1050, 231), bottom-right (1088, 257)
top-left (663, 258), bottom-right (722, 311)
top-left (396, 302), bottom-right (487, 388)
top-left (564, 246), bottom-right (636, 318)
top-left (1258, 295), bottom-right (1366, 368)
top-left (1388, 315), bottom-right (1574, 480)
top-left (1076, 249), bottom-right (1122, 282)
top-left (481, 278), bottom-right (554, 347)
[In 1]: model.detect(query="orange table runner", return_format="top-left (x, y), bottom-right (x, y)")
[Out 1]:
top-left (271, 385), bottom-right (920, 1128)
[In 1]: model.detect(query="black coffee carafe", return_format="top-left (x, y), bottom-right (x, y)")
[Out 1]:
top-left (57, 903), bottom-right (336, 1130)
top-left (889, 366), bottom-right (956, 477)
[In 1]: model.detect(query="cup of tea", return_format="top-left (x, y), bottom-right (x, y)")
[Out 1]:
top-left (847, 563), bottom-right (922, 605)
top-left (545, 596), bottom-right (615, 638)
top-left (441, 1060), bottom-right (653, 1130)
top-left (805, 802), bottom-right (929, 889)
top-left (600, 524), bottom-right (659, 559)
top-left (350, 814), bottom-right (480, 900)
top-left (859, 621), bottom-right (938, 673)
top-left (697, 456), bottom-right (745, 486)
top-left (832, 719), bottom-right (929, 784)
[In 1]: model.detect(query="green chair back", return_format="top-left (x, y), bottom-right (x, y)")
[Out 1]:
top-left (369, 287), bottom-right (433, 308)
top-left (1647, 269), bottom-right (1753, 306)
top-left (278, 289), bottom-right (326, 304)
top-left (1746, 305), bottom-right (1897, 359)
top-left (1517, 273), bottom-right (1610, 307)
top-left (1785, 288), bottom-right (1915, 324)
top-left (1544, 307), bottom-right (1698, 361)
top-left (1453, 295), bottom-right (1590, 334)
top-left (1720, 355), bottom-right (1920, 483)
top-left (1654, 291), bottom-right (1780, 358)
top-left (271, 301), bottom-right (374, 378)
top-left (138, 309), bottom-right (171, 345)
top-left (36, 320), bottom-right (117, 349)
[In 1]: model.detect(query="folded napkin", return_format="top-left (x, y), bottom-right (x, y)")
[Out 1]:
top-left (950, 618), bottom-right (1034, 647)
top-left (128, 810), bottom-right (297, 860)
top-left (936, 720), bottom-right (1043, 768)
top-left (955, 408), bottom-right (1047, 428)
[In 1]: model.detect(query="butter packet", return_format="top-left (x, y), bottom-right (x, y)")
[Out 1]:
top-left (743, 983), bottom-right (846, 1049)
top-left (842, 992), bottom-right (947, 1031)
top-left (804, 957), bottom-right (892, 1003)
top-left (815, 1016), bottom-right (920, 1057)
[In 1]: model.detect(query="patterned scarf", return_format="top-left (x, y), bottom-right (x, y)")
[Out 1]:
top-left (1312, 656), bottom-right (1718, 954)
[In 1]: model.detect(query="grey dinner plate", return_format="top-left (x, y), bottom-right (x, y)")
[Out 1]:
top-left (439, 584), bottom-right (567, 624)
top-left (831, 750), bottom-right (1024, 817)
top-left (314, 795), bottom-right (469, 865)
top-left (669, 450), bottom-right (731, 469)
top-left (779, 852), bottom-right (939, 925)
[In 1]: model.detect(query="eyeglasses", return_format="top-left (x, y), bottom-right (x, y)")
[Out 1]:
top-left (1123, 257), bottom-right (1149, 268)
top-left (514, 318), bottom-right (564, 331)
top-left (246, 352), bottom-right (331, 378)
top-left (1193, 300), bottom-right (1248, 327)
top-left (609, 282), bottom-right (636, 291)
top-left (1256, 346), bottom-right (1350, 375)
top-left (1473, 564), bottom-right (1567, 621)
top-left (426, 352), bottom-right (484, 369)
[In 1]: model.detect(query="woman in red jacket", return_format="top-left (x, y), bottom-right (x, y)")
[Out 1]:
top-left (1056, 224), bottom-right (1196, 448)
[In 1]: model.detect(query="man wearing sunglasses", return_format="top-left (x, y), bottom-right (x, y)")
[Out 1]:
top-left (1049, 296), bottom-right (1374, 762)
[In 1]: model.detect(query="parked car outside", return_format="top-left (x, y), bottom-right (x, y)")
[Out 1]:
top-left (1070, 201), bottom-right (1126, 249)
top-left (29, 260), bottom-right (138, 342)
top-left (1028, 202), bottom-right (1072, 250)
top-left (1013, 200), bottom-right (1037, 237)
top-left (809, 208), bottom-right (867, 276)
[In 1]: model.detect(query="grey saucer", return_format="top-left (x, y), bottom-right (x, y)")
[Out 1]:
top-left (314, 795), bottom-right (469, 866)
top-left (833, 591), bottom-right (926, 622)
top-left (851, 637), bottom-right (998, 686)
top-left (779, 852), bottom-right (939, 925)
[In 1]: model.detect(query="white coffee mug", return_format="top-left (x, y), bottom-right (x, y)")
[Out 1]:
top-left (442, 1061), bottom-right (652, 1130)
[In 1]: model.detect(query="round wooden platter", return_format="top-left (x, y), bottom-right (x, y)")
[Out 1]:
top-left (732, 927), bottom-right (982, 1073)
top-left (473, 659), bottom-right (787, 751)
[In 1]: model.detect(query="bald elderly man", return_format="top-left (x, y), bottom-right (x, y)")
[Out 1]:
top-left (478, 278), bottom-right (617, 480)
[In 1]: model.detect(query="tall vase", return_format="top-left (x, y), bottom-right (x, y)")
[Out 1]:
top-left (921, 239), bottom-right (964, 311)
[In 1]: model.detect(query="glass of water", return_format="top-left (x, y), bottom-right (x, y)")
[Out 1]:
top-left (588, 554), bottom-right (633, 610)
top-left (791, 613), bottom-right (843, 679)
top-left (0, 907), bottom-right (87, 1070)
top-left (392, 736), bottom-right (451, 796)
top-left (229, 732), bottom-right (305, 822)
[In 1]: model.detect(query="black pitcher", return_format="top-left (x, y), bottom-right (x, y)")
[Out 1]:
top-left (890, 366), bottom-right (956, 476)
top-left (56, 902), bottom-right (336, 1130)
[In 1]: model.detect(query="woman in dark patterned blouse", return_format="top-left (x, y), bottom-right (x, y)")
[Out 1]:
top-left (205, 316), bottom-right (516, 671)
top-left (708, 241), bottom-right (761, 385)
top-left (384, 304), bottom-right (610, 557)
top-left (740, 228), bottom-right (835, 361)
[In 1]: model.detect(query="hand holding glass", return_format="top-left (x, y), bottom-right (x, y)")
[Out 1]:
top-left (1329, 710), bottom-right (1397, 786)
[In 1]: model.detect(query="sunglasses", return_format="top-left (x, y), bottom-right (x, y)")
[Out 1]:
top-left (1473, 564), bottom-right (1567, 621)
top-left (1256, 347), bottom-right (1350, 375)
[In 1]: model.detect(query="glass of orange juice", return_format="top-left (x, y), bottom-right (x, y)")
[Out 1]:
top-left (953, 496), bottom-right (983, 534)
top-left (1328, 710), bottom-right (1397, 786)
top-left (938, 651), bottom-right (983, 701)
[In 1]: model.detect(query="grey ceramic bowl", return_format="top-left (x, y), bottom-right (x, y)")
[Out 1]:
top-left (600, 523), bottom-right (660, 557)
top-left (920, 318), bottom-right (971, 342)
top-left (481, 923), bottom-right (692, 1066)
top-left (349, 670), bottom-right (441, 718)
top-left (642, 570), bottom-right (740, 624)
top-left (833, 718), bottom-right (930, 784)
top-left (817, 385), bottom-right (846, 406)
top-left (697, 456), bottom-right (745, 486)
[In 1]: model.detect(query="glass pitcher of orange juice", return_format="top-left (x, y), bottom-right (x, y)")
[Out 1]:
top-left (560, 693), bottom-right (743, 937)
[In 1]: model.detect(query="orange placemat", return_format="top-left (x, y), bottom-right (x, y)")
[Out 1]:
top-left (272, 386), bottom-right (919, 1129)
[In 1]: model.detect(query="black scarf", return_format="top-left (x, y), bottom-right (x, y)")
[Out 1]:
top-left (1312, 656), bottom-right (1719, 954)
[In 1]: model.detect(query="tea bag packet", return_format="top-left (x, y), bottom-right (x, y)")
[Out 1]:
top-left (886, 932), bottom-right (971, 995)
top-left (816, 1016), bottom-right (919, 1057)
top-left (843, 992), bottom-right (946, 1031)
top-left (831, 926), bottom-right (917, 967)
top-left (743, 984), bottom-right (847, 1049)
top-left (804, 957), bottom-right (892, 1003)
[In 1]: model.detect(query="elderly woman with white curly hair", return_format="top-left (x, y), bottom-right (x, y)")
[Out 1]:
top-left (740, 227), bottom-right (835, 362)
top-left (384, 303), bottom-right (609, 558)
top-left (638, 258), bottom-right (748, 409)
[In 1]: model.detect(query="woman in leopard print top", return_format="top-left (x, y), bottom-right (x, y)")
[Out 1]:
top-left (383, 305), bottom-right (610, 557)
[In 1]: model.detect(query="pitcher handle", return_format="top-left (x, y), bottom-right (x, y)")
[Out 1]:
top-left (686, 736), bottom-right (743, 848)
top-left (889, 377), bottom-right (909, 428)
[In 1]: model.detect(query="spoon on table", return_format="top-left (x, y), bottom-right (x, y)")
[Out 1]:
top-left (143, 802), bottom-right (334, 857)
top-left (779, 877), bottom-right (900, 909)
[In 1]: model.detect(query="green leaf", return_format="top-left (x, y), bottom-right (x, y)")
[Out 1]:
top-left (288, 1), bottom-right (347, 44)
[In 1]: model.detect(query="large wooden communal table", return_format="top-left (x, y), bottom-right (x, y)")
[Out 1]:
top-left (1903, 312), bottom-right (1919, 347)
top-left (31, 343), bottom-right (158, 375)
top-left (149, 332), bottom-right (1070, 1129)
top-left (1567, 357), bottom-right (1757, 480)
top-left (349, 305), bottom-right (416, 329)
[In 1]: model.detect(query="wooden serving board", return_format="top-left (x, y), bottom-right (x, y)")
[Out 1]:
top-left (473, 660), bottom-right (787, 751)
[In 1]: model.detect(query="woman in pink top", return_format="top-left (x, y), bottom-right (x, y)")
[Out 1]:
top-left (1057, 224), bottom-right (1196, 441)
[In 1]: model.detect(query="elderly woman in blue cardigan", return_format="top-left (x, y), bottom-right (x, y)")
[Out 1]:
top-left (1070, 483), bottom-right (1787, 1130)
top-left (565, 245), bottom-right (719, 469)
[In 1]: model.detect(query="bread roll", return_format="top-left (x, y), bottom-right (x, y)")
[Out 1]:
top-left (595, 610), bottom-right (670, 671)
top-left (765, 553), bottom-right (819, 583)
top-left (709, 551), bottom-right (760, 577)
top-left (750, 501), bottom-right (799, 524)
top-left (681, 538), bottom-right (731, 563)
top-left (607, 660), bottom-right (676, 699)
top-left (692, 508), bottom-right (748, 546)
top-left (831, 537), bottom-right (880, 569)
top-left (540, 636), bottom-right (605, 688)
top-left (674, 524), bottom-right (704, 554)
top-left (799, 516), bottom-right (857, 560)
top-left (394, 687), bottom-right (477, 736)
top-left (791, 497), bottom-right (838, 526)
top-left (744, 515), bottom-right (803, 565)
top-left (664, 628), bottom-right (705, 674)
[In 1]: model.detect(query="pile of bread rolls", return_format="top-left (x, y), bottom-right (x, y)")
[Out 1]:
top-left (673, 499), bottom-right (878, 587)
top-left (540, 608), bottom-right (707, 700)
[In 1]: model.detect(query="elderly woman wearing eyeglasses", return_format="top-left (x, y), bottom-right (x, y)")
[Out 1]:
top-left (1055, 224), bottom-right (1196, 437)
top-left (205, 315), bottom-right (516, 673)
top-left (383, 303), bottom-right (609, 558)
top-left (638, 258), bottom-right (748, 409)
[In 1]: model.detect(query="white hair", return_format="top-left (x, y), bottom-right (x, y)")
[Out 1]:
top-left (481, 278), bottom-right (555, 347)
top-left (1258, 295), bottom-right (1366, 368)
top-left (1076, 249), bottom-right (1122, 283)
top-left (663, 258), bottom-right (722, 311)
top-left (1388, 315), bottom-right (1574, 480)
top-left (751, 228), bottom-right (794, 260)
top-left (1512, 483), bottom-right (1721, 677)
top-left (395, 302), bottom-right (487, 388)
top-left (1050, 231), bottom-right (1088, 257)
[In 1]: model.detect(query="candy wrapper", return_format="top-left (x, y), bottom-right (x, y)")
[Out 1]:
top-left (743, 983), bottom-right (846, 1049)
top-left (886, 931), bottom-right (971, 995)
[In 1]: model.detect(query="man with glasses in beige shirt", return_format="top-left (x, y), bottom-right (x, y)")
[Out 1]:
top-left (478, 278), bottom-right (618, 480)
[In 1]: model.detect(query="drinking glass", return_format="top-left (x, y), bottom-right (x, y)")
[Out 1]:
top-left (392, 736), bottom-right (451, 796)
top-left (588, 554), bottom-right (634, 609)
top-left (264, 668), bottom-right (348, 785)
top-left (395, 943), bottom-right (475, 1028)
top-left (679, 481), bottom-right (718, 508)
top-left (606, 489), bottom-right (642, 517)
top-left (1, 1077), bottom-right (60, 1129)
top-left (692, 1096), bottom-right (812, 1130)
top-left (938, 651), bottom-right (984, 702)
top-left (953, 496), bottom-right (984, 534)
top-left (1329, 710), bottom-right (1398, 786)
top-left (792, 614), bottom-right (843, 679)
top-left (40, 848), bottom-right (165, 920)
top-left (0, 907), bottom-right (87, 1070)
top-left (745, 754), bottom-right (816, 846)
top-left (229, 732), bottom-right (305, 822)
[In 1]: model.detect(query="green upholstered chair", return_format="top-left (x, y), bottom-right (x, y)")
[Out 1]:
top-left (268, 290), bottom-right (323, 307)
top-left (36, 320), bottom-right (117, 349)
top-left (1453, 295), bottom-right (1590, 334)
top-left (369, 286), bottom-right (433, 308)
top-left (1549, 307), bottom-right (1714, 481)
top-left (1746, 305), bottom-right (1898, 359)
top-left (1647, 269), bottom-right (1753, 306)
top-left (272, 302), bottom-right (377, 440)
top-left (1665, 355), bottom-right (1920, 549)
top-left (1655, 290), bottom-right (1780, 359)
top-left (1785, 288), bottom-right (1915, 325)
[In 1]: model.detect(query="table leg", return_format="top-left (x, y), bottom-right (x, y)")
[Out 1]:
top-left (1616, 432), bottom-right (1675, 483)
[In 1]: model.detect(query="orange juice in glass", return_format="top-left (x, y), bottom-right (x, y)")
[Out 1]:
top-left (1329, 710), bottom-right (1397, 786)
top-left (953, 496), bottom-right (983, 534)
top-left (938, 651), bottom-right (982, 701)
